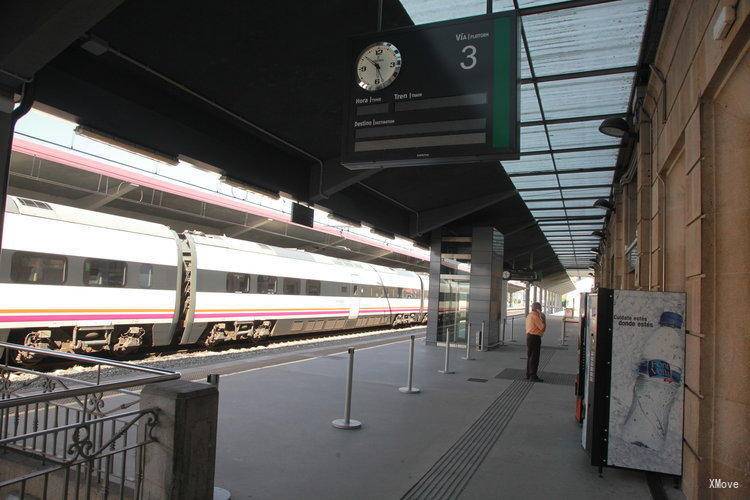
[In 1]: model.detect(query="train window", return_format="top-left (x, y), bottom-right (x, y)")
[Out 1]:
top-left (305, 279), bottom-right (321, 296)
top-left (339, 283), bottom-right (349, 296)
top-left (83, 259), bottom-right (127, 287)
top-left (386, 287), bottom-right (399, 298)
top-left (138, 264), bottom-right (153, 288)
top-left (257, 275), bottom-right (277, 294)
top-left (372, 286), bottom-right (384, 298)
top-left (226, 273), bottom-right (251, 293)
top-left (353, 285), bottom-right (366, 297)
top-left (10, 252), bottom-right (67, 284)
top-left (283, 278), bottom-right (301, 295)
top-left (400, 288), bottom-right (418, 299)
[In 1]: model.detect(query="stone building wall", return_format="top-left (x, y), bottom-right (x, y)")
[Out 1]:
top-left (598, 1), bottom-right (750, 497)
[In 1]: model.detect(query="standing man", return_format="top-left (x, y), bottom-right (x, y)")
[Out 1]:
top-left (525, 301), bottom-right (546, 381)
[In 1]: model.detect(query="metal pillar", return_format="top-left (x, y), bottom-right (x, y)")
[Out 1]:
top-left (524, 283), bottom-right (531, 315)
top-left (399, 335), bottom-right (421, 393)
top-left (0, 83), bottom-right (33, 250)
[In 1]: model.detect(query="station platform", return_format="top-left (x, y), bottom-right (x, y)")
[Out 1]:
top-left (210, 317), bottom-right (654, 499)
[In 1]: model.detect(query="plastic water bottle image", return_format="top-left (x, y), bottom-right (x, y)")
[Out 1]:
top-left (620, 311), bottom-right (684, 451)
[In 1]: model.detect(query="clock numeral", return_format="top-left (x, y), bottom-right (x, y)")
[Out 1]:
top-left (389, 62), bottom-right (395, 68)
top-left (376, 48), bottom-right (383, 55)
top-left (374, 79), bottom-right (380, 85)
top-left (359, 66), bottom-right (367, 72)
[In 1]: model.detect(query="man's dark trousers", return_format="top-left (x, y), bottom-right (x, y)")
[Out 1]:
top-left (526, 334), bottom-right (541, 378)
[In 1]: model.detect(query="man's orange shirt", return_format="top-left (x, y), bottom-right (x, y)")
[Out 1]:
top-left (526, 310), bottom-right (546, 336)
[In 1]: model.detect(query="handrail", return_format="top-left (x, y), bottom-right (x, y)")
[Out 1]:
top-left (0, 341), bottom-right (180, 409)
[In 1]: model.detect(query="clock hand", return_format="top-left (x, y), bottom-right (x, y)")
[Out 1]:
top-left (365, 56), bottom-right (380, 70)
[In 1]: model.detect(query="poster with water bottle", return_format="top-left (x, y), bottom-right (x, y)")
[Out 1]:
top-left (607, 289), bottom-right (686, 475)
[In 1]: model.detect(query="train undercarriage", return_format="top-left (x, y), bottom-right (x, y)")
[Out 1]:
top-left (7, 312), bottom-right (427, 366)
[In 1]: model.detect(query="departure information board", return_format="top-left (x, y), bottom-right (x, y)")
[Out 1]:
top-left (341, 13), bottom-right (519, 169)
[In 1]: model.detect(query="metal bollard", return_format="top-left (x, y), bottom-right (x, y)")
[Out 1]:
top-left (462, 322), bottom-right (474, 360)
top-left (499, 317), bottom-right (506, 347)
top-left (439, 326), bottom-right (455, 374)
top-left (332, 348), bottom-right (362, 429)
top-left (207, 373), bottom-right (220, 386)
top-left (509, 316), bottom-right (517, 342)
top-left (559, 320), bottom-right (568, 346)
top-left (399, 335), bottom-right (421, 394)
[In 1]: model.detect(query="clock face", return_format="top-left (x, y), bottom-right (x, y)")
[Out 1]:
top-left (502, 271), bottom-right (511, 280)
top-left (355, 42), bottom-right (402, 92)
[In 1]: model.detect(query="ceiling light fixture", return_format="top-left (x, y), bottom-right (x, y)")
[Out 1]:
top-left (593, 198), bottom-right (615, 211)
top-left (598, 117), bottom-right (634, 139)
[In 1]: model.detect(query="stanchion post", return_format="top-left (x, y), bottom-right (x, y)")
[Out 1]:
top-left (500, 317), bottom-right (506, 346)
top-left (509, 316), bottom-right (517, 342)
top-left (399, 335), bottom-right (421, 394)
top-left (332, 348), bottom-right (362, 429)
top-left (207, 374), bottom-right (220, 386)
top-left (462, 322), bottom-right (474, 360)
top-left (439, 326), bottom-right (455, 374)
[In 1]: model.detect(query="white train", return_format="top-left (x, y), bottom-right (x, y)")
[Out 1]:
top-left (0, 196), bottom-right (427, 363)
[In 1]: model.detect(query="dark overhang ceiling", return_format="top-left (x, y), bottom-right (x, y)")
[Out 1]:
top-left (0, 0), bottom-right (665, 279)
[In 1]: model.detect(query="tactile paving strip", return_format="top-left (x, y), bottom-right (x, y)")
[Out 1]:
top-left (400, 349), bottom-right (555, 500)
top-left (494, 368), bottom-right (576, 386)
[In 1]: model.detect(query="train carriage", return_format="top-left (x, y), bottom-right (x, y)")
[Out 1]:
top-left (0, 197), bottom-right (428, 363)
top-left (182, 233), bottom-right (403, 346)
top-left (0, 197), bottom-right (181, 362)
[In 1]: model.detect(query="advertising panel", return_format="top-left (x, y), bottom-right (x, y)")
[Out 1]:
top-left (607, 290), bottom-right (686, 475)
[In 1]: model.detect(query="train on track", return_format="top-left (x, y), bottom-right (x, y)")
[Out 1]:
top-left (0, 196), bottom-right (428, 364)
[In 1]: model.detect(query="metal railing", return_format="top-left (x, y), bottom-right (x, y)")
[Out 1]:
top-left (0, 341), bottom-right (180, 499)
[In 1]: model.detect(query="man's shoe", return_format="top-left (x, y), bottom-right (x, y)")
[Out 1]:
top-left (530, 376), bottom-right (544, 382)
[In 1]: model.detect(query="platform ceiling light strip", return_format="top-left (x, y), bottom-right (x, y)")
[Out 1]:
top-left (399, 0), bottom-right (649, 270)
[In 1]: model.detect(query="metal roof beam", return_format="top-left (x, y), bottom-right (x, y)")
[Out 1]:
top-left (520, 145), bottom-right (621, 157)
top-left (518, 0), bottom-right (622, 16)
top-left (519, 183), bottom-right (611, 192)
top-left (411, 189), bottom-right (516, 237)
top-left (509, 166), bottom-right (615, 177)
top-left (520, 113), bottom-right (627, 128)
top-left (74, 181), bottom-right (137, 210)
top-left (309, 158), bottom-right (381, 202)
top-left (0, 0), bottom-right (125, 89)
top-left (520, 66), bottom-right (637, 85)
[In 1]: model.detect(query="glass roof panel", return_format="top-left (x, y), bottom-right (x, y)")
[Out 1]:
top-left (520, 125), bottom-right (550, 152)
top-left (547, 120), bottom-right (621, 150)
top-left (555, 149), bottom-right (619, 169)
top-left (525, 200), bottom-right (565, 209)
top-left (520, 190), bottom-right (560, 201)
top-left (538, 73), bottom-right (635, 120)
top-left (512, 174), bottom-right (558, 189)
top-left (521, 84), bottom-right (543, 122)
top-left (531, 209), bottom-right (566, 217)
top-left (561, 188), bottom-right (611, 198)
top-left (398, 0), bottom-right (487, 24)
top-left (559, 170), bottom-right (615, 187)
top-left (500, 153), bottom-right (553, 174)
top-left (520, 0), bottom-right (650, 78)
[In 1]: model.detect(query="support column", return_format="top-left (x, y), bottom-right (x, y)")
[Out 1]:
top-left (0, 89), bottom-right (14, 248)
top-left (425, 230), bottom-right (443, 345)
top-left (467, 226), bottom-right (504, 350)
top-left (524, 283), bottom-right (530, 315)
top-left (141, 380), bottom-right (219, 500)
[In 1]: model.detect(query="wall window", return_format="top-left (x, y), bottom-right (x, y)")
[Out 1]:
top-left (10, 252), bottom-right (66, 284)
top-left (257, 275), bottom-right (277, 294)
top-left (305, 279), bottom-right (321, 296)
top-left (83, 259), bottom-right (127, 287)
top-left (138, 264), bottom-right (154, 288)
top-left (227, 273), bottom-right (251, 293)
top-left (283, 277), bottom-right (301, 295)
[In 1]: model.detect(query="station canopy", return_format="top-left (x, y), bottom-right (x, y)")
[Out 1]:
top-left (402, 0), bottom-right (650, 270)
top-left (0, 0), bottom-right (661, 282)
